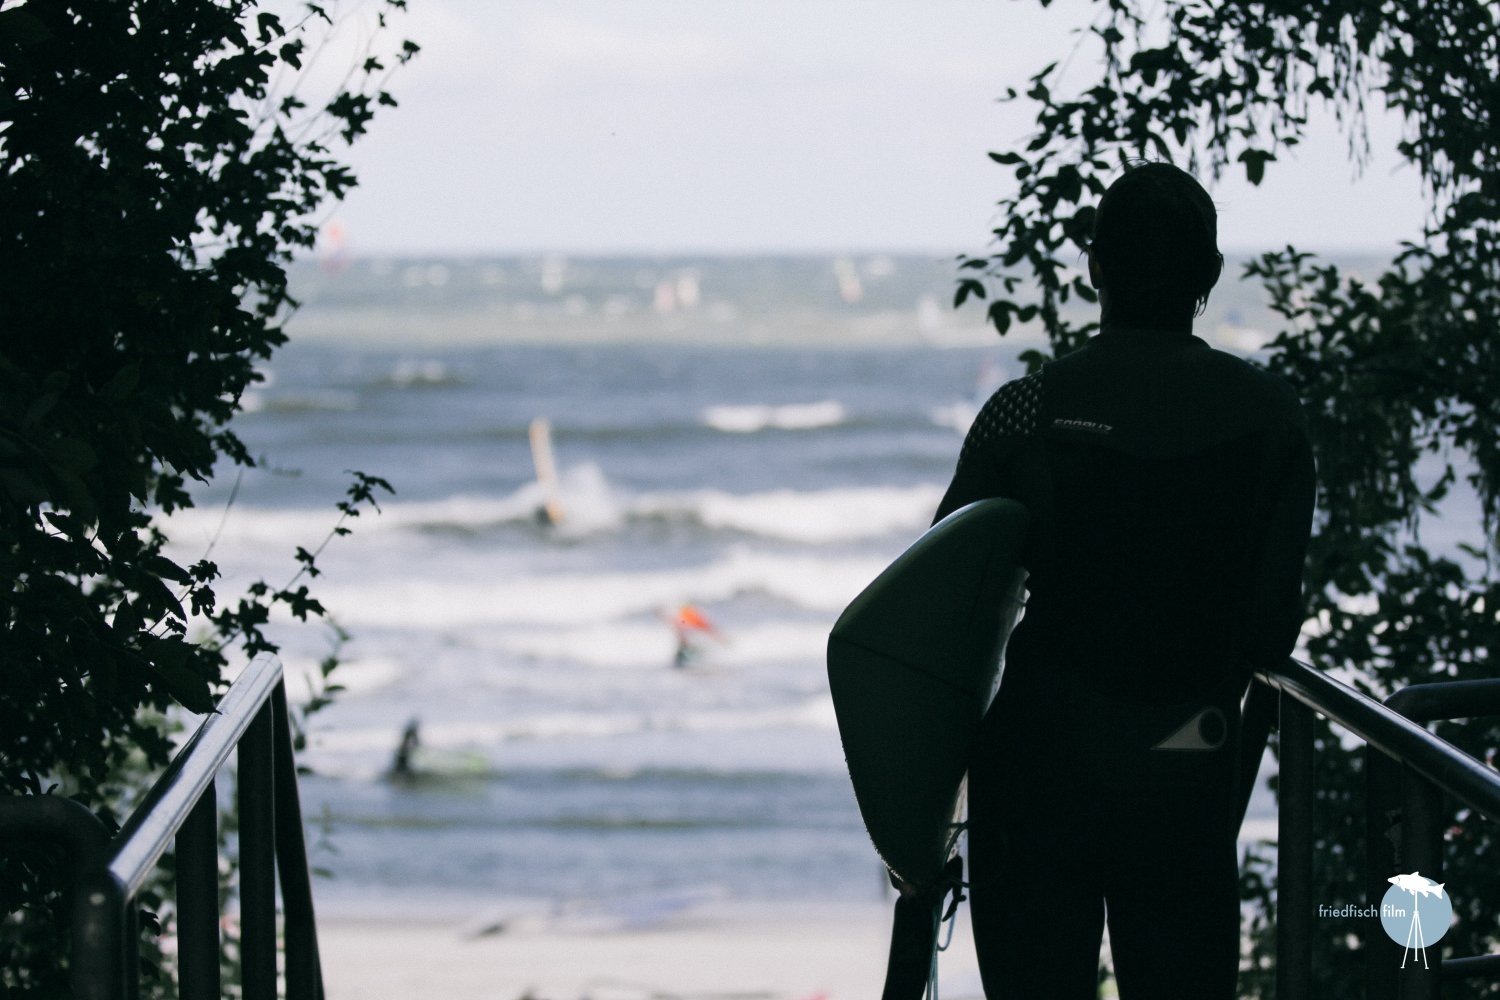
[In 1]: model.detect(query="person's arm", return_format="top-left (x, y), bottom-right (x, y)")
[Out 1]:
top-left (1243, 420), bottom-right (1317, 668)
top-left (1234, 417), bottom-right (1315, 831)
top-left (933, 438), bottom-right (1005, 525)
top-left (933, 373), bottom-right (1042, 525)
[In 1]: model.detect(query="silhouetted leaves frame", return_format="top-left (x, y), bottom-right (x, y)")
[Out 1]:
top-left (0, 2), bottom-right (413, 994)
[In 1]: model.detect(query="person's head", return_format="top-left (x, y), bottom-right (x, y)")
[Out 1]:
top-left (1087, 162), bottom-right (1223, 328)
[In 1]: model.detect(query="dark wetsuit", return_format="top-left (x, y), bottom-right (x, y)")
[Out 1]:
top-left (934, 326), bottom-right (1315, 999)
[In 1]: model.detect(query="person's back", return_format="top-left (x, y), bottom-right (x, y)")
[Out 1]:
top-left (935, 162), bottom-right (1315, 998)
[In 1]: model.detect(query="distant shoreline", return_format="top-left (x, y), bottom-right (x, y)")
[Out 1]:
top-left (283, 251), bottom-right (1390, 350)
top-left (284, 305), bottom-right (1016, 349)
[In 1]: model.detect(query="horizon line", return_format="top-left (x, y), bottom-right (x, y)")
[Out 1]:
top-left (297, 244), bottom-right (1406, 262)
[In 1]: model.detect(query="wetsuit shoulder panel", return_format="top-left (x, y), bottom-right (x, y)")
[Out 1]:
top-left (1041, 335), bottom-right (1304, 459)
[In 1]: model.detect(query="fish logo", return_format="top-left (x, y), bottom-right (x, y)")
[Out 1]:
top-left (1387, 872), bottom-right (1445, 899)
top-left (1379, 870), bottom-right (1453, 968)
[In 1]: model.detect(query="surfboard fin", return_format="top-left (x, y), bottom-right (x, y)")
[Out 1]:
top-left (1153, 707), bottom-right (1227, 751)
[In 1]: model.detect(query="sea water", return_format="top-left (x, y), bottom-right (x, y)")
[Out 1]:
top-left (162, 259), bottom-right (1024, 919)
top-left (161, 253), bottom-right (1469, 923)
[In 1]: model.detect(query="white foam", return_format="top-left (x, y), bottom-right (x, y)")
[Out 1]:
top-left (633, 483), bottom-right (940, 544)
top-left (309, 693), bottom-right (836, 757)
top-left (490, 619), bottom-right (832, 671)
top-left (281, 654), bottom-right (405, 705)
top-left (313, 544), bottom-right (891, 630)
top-left (240, 385), bottom-right (361, 414)
top-left (157, 462), bottom-right (624, 550)
top-left (929, 400), bottom-right (977, 434)
top-left (701, 401), bottom-right (846, 433)
top-left (495, 622), bottom-right (673, 669)
top-left (162, 479), bottom-right (935, 566)
top-left (382, 358), bottom-right (464, 388)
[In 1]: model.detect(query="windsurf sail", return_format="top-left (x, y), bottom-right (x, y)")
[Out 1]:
top-left (528, 416), bottom-right (566, 526)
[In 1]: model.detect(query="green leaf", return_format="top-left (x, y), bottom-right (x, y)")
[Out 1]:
top-left (101, 363), bottom-right (141, 400)
top-left (953, 279), bottom-right (987, 308)
top-left (256, 12), bottom-right (284, 43)
top-left (45, 437), bottom-right (97, 476)
top-left (51, 469), bottom-right (99, 524)
top-left (1238, 148), bottom-right (1276, 186)
top-left (147, 555), bottom-right (191, 584)
top-left (987, 301), bottom-right (1012, 335)
top-left (0, 9), bottom-right (52, 46)
top-left (0, 467), bottom-right (48, 507)
top-left (152, 662), bottom-right (216, 715)
top-left (136, 573), bottom-right (187, 625)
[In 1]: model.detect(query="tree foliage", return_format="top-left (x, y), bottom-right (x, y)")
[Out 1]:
top-left (0, 0), bottom-right (412, 993)
top-left (970, 1), bottom-right (1499, 995)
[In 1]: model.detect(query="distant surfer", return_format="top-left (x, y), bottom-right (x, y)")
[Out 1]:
top-left (931, 162), bottom-right (1315, 998)
top-left (388, 717), bottom-right (421, 781)
top-left (660, 603), bottom-right (721, 669)
top-left (528, 416), bottom-right (566, 527)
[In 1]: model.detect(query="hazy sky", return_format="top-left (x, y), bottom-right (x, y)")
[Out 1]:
top-left (321, 0), bottom-right (1428, 257)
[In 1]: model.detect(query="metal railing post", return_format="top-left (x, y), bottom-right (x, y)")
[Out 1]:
top-left (272, 682), bottom-right (325, 1000)
top-left (176, 783), bottom-right (221, 1000)
top-left (122, 896), bottom-right (140, 1000)
top-left (1278, 688), bottom-right (1316, 1000)
top-left (73, 868), bottom-right (126, 1000)
top-left (1367, 745), bottom-right (1403, 1000)
top-left (238, 700), bottom-right (278, 1000)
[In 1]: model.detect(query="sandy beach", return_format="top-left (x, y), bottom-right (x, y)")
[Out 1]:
top-left (319, 899), bottom-right (985, 1000)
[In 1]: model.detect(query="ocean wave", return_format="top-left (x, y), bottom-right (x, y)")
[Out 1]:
top-left (929, 400), bottom-right (977, 434)
top-left (489, 619), bottom-right (835, 671)
top-left (700, 401), bottom-right (846, 433)
top-left (649, 484), bottom-right (938, 544)
top-left (280, 654), bottom-right (405, 705)
top-left (308, 696), bottom-right (836, 761)
top-left (530, 406), bottom-right (939, 448)
top-left (371, 358), bottom-right (469, 389)
top-left (240, 388), bottom-right (360, 414)
top-left (312, 546), bottom-right (892, 629)
top-left (161, 472), bottom-right (941, 549)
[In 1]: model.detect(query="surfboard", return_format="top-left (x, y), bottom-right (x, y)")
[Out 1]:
top-left (827, 497), bottom-right (1028, 891)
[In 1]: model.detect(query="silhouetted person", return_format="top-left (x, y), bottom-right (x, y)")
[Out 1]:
top-left (934, 162), bottom-right (1315, 998)
top-left (390, 717), bottom-right (421, 780)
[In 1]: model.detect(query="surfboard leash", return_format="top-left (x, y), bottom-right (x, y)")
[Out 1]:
top-left (926, 855), bottom-right (969, 1000)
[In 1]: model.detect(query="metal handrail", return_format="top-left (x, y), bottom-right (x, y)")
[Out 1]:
top-left (108, 654), bottom-right (284, 900)
top-left (1257, 657), bottom-right (1500, 1000)
top-left (1259, 659), bottom-right (1500, 822)
top-left (0, 653), bottom-right (323, 1000)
